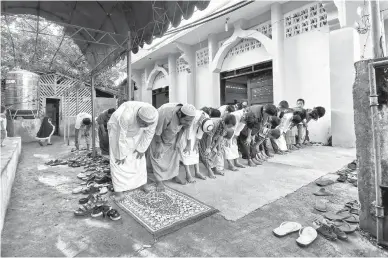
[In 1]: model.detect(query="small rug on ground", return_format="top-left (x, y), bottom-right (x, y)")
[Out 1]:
top-left (113, 184), bottom-right (218, 238)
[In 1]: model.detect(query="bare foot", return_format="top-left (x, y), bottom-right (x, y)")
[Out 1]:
top-left (248, 159), bottom-right (257, 167)
top-left (207, 169), bottom-right (216, 179)
top-left (228, 165), bottom-right (238, 171)
top-left (234, 162), bottom-right (245, 168)
top-left (38, 141), bottom-right (43, 146)
top-left (186, 175), bottom-right (196, 183)
top-left (195, 171), bottom-right (207, 180)
top-left (174, 177), bottom-right (187, 185)
top-left (112, 192), bottom-right (125, 202)
top-left (142, 184), bottom-right (151, 193)
top-left (214, 169), bottom-right (225, 176)
top-left (253, 158), bottom-right (262, 165)
top-left (267, 154), bottom-right (274, 158)
top-left (156, 181), bottom-right (165, 191)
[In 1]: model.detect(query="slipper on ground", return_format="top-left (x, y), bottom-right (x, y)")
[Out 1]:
top-left (315, 179), bottom-right (335, 187)
top-left (273, 222), bottom-right (302, 237)
top-left (296, 227), bottom-right (318, 247)
top-left (314, 200), bottom-right (328, 212)
top-left (324, 212), bottom-right (350, 221)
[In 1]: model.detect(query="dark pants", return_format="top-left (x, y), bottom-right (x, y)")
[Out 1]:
top-left (238, 134), bottom-right (256, 159)
top-left (270, 138), bottom-right (280, 153)
top-left (98, 126), bottom-right (109, 155)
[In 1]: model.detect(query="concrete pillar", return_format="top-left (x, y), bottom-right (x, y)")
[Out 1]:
top-left (175, 42), bottom-right (195, 105)
top-left (168, 54), bottom-right (177, 103)
top-left (208, 33), bottom-right (221, 108)
top-left (353, 59), bottom-right (388, 240)
top-left (329, 27), bottom-right (359, 147)
top-left (143, 66), bottom-right (153, 104)
top-left (187, 51), bottom-right (196, 105)
top-left (271, 3), bottom-right (285, 104)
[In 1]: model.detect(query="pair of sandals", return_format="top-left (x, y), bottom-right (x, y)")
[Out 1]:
top-left (273, 222), bottom-right (317, 247)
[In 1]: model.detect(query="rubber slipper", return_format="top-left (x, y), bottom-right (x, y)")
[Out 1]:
top-left (332, 220), bottom-right (357, 233)
top-left (324, 212), bottom-right (350, 221)
top-left (313, 188), bottom-right (333, 196)
top-left (343, 214), bottom-right (359, 223)
top-left (315, 179), bottom-right (335, 187)
top-left (273, 222), bottom-right (302, 237)
top-left (347, 161), bottom-right (357, 170)
top-left (107, 209), bottom-right (121, 221)
top-left (314, 199), bottom-right (327, 212)
top-left (72, 186), bottom-right (87, 194)
top-left (296, 227), bottom-right (318, 247)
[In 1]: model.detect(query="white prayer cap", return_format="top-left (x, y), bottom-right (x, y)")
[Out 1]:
top-left (181, 104), bottom-right (196, 117)
top-left (138, 105), bottom-right (158, 123)
top-left (201, 118), bottom-right (214, 133)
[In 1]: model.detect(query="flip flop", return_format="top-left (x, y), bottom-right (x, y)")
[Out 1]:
top-left (342, 213), bottom-right (359, 223)
top-left (314, 199), bottom-right (327, 212)
top-left (333, 220), bottom-right (358, 233)
top-left (313, 188), bottom-right (333, 196)
top-left (273, 222), bottom-right (302, 237)
top-left (324, 212), bottom-right (351, 221)
top-left (315, 179), bottom-right (335, 187)
top-left (296, 227), bottom-right (318, 247)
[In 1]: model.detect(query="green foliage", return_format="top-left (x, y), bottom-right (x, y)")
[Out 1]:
top-left (1, 14), bottom-right (124, 90)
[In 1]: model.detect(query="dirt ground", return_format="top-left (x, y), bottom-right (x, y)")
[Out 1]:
top-left (1, 136), bottom-right (388, 257)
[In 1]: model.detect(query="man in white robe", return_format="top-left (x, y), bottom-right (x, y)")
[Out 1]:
top-left (108, 101), bottom-right (158, 201)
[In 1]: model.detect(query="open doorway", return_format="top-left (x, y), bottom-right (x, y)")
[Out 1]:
top-left (45, 98), bottom-right (60, 135)
top-left (152, 86), bottom-right (169, 109)
top-left (220, 61), bottom-right (273, 106)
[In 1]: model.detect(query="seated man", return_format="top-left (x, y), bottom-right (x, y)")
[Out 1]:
top-left (97, 108), bottom-right (116, 155)
top-left (108, 101), bottom-right (158, 201)
top-left (148, 103), bottom-right (196, 191)
top-left (74, 112), bottom-right (92, 151)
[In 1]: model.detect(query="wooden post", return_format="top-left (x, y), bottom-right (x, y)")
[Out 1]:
top-left (369, 0), bottom-right (384, 58)
top-left (91, 75), bottom-right (96, 157)
top-left (127, 31), bottom-right (132, 101)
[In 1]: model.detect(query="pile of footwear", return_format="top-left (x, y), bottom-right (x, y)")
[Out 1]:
top-left (67, 152), bottom-right (121, 221)
top-left (45, 159), bottom-right (68, 166)
top-left (314, 200), bottom-right (359, 240)
top-left (336, 160), bottom-right (358, 187)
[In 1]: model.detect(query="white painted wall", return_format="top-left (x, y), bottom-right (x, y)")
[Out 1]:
top-left (152, 72), bottom-right (169, 90)
top-left (283, 28), bottom-right (331, 144)
top-left (176, 72), bottom-right (188, 103)
top-left (329, 28), bottom-right (358, 148)
top-left (220, 43), bottom-right (272, 72)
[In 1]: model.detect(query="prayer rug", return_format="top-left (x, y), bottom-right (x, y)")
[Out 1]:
top-left (113, 184), bottom-right (218, 238)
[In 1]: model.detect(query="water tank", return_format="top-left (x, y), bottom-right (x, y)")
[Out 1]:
top-left (5, 69), bottom-right (39, 112)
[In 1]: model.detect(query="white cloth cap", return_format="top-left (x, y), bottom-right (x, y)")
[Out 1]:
top-left (181, 104), bottom-right (196, 117)
top-left (138, 105), bottom-right (158, 123)
top-left (201, 118), bottom-right (214, 133)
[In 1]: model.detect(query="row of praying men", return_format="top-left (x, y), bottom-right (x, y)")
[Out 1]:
top-left (73, 99), bottom-right (325, 200)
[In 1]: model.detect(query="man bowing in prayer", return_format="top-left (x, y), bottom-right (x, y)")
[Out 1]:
top-left (108, 101), bottom-right (158, 201)
top-left (74, 112), bottom-right (92, 151)
top-left (148, 103), bottom-right (196, 191)
top-left (96, 108), bottom-right (116, 155)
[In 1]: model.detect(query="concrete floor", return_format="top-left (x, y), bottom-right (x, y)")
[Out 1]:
top-left (1, 136), bottom-right (387, 257)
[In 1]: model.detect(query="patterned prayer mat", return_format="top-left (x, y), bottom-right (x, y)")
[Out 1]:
top-left (113, 184), bottom-right (218, 238)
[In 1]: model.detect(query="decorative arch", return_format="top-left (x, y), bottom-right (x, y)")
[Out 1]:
top-left (146, 63), bottom-right (169, 90)
top-left (210, 22), bottom-right (275, 73)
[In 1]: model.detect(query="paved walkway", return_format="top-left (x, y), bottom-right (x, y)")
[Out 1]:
top-left (1, 136), bottom-right (387, 257)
